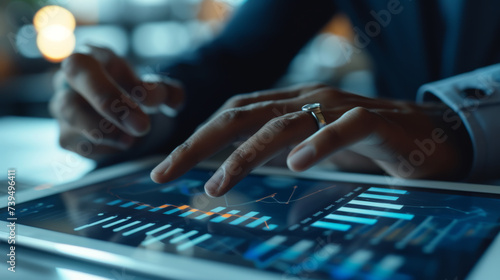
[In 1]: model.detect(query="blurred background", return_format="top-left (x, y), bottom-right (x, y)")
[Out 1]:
top-left (0, 0), bottom-right (374, 190)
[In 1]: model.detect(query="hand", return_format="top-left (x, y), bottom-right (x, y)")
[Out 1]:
top-left (49, 46), bottom-right (185, 161)
top-left (150, 84), bottom-right (471, 197)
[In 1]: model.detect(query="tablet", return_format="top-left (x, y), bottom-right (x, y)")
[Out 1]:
top-left (1, 156), bottom-right (500, 280)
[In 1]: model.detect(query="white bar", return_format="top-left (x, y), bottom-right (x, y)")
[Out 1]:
top-left (142, 228), bottom-right (183, 246)
top-left (170, 230), bottom-right (199, 244)
top-left (348, 199), bottom-right (403, 210)
top-left (122, 223), bottom-right (156, 236)
top-left (146, 224), bottom-right (171, 235)
top-left (74, 215), bottom-right (117, 231)
top-left (423, 219), bottom-right (458, 253)
top-left (177, 234), bottom-right (212, 251)
top-left (113, 221), bottom-right (141, 232)
top-left (102, 217), bottom-right (130, 228)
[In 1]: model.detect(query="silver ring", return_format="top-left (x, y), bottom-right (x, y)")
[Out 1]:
top-left (302, 103), bottom-right (327, 130)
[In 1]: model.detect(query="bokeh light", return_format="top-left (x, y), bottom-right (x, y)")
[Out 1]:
top-left (36, 24), bottom-right (76, 62)
top-left (33, 5), bottom-right (76, 32)
top-left (34, 5), bottom-right (76, 63)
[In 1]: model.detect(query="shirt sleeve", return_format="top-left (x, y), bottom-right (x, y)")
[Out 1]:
top-left (417, 63), bottom-right (500, 180)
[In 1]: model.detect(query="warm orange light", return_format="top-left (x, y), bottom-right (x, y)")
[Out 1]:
top-left (33, 5), bottom-right (76, 32)
top-left (37, 25), bottom-right (76, 62)
top-left (34, 5), bottom-right (76, 63)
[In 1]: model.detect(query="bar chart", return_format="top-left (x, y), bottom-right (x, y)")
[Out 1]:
top-left (311, 187), bottom-right (412, 233)
top-left (9, 165), bottom-right (500, 280)
top-left (96, 197), bottom-right (280, 231)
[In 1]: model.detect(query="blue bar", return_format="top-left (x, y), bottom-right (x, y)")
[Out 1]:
top-left (246, 216), bottom-right (271, 228)
top-left (170, 230), bottom-right (199, 244)
top-left (113, 221), bottom-right (141, 232)
top-left (120, 201), bottom-right (137, 208)
top-left (281, 240), bottom-right (314, 261)
top-left (371, 255), bottom-right (404, 280)
top-left (359, 193), bottom-right (399, 201)
top-left (311, 221), bottom-right (351, 231)
top-left (348, 200), bottom-right (403, 210)
top-left (325, 214), bottom-right (378, 225)
top-left (179, 210), bottom-right (196, 217)
top-left (122, 223), bottom-right (155, 236)
top-left (141, 228), bottom-right (183, 246)
top-left (211, 206), bottom-right (226, 212)
top-left (333, 250), bottom-right (373, 279)
top-left (337, 207), bottom-right (414, 220)
top-left (244, 235), bottom-right (287, 260)
top-left (230, 211), bottom-right (259, 225)
top-left (196, 207), bottom-right (226, 220)
top-left (74, 215), bottom-right (117, 231)
top-left (368, 187), bottom-right (407, 195)
top-left (107, 199), bottom-right (122, 206)
top-left (211, 210), bottom-right (240, 223)
top-left (146, 224), bottom-right (171, 235)
top-left (135, 205), bottom-right (149, 210)
top-left (263, 224), bottom-right (278, 231)
top-left (177, 234), bottom-right (212, 251)
top-left (149, 207), bottom-right (163, 212)
top-left (165, 208), bottom-right (181, 214)
top-left (102, 217), bottom-right (130, 228)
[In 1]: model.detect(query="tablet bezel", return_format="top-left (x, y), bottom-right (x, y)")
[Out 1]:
top-left (1, 156), bottom-right (499, 280)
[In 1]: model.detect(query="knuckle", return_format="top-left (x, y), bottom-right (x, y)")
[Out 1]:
top-left (94, 94), bottom-right (116, 114)
top-left (62, 53), bottom-right (97, 76)
top-left (266, 114), bottom-right (294, 132)
top-left (219, 108), bottom-right (248, 124)
top-left (308, 82), bottom-right (329, 90)
top-left (172, 141), bottom-right (192, 157)
top-left (350, 106), bottom-right (373, 118)
top-left (320, 88), bottom-right (342, 98)
top-left (230, 147), bottom-right (249, 163)
top-left (226, 94), bottom-right (248, 108)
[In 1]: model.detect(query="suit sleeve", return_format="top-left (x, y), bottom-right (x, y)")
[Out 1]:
top-left (417, 63), bottom-right (500, 180)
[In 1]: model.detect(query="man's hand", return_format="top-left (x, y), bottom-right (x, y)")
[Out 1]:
top-left (150, 84), bottom-right (470, 197)
top-left (49, 46), bottom-right (185, 160)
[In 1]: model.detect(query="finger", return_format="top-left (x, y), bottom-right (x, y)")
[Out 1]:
top-left (88, 46), bottom-right (185, 110)
top-left (50, 89), bottom-right (136, 149)
top-left (287, 107), bottom-right (397, 172)
top-left (204, 111), bottom-right (320, 197)
top-left (150, 100), bottom-right (304, 184)
top-left (209, 83), bottom-right (326, 119)
top-left (62, 53), bottom-right (150, 136)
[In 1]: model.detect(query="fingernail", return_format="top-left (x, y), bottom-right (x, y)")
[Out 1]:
top-left (151, 157), bottom-right (171, 179)
top-left (287, 145), bottom-right (316, 171)
top-left (205, 168), bottom-right (225, 197)
top-left (122, 111), bottom-right (150, 136)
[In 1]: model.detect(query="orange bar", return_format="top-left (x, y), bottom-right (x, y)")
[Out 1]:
top-left (189, 209), bottom-right (198, 212)
top-left (179, 205), bottom-right (189, 210)
top-left (159, 204), bottom-right (170, 208)
top-left (221, 214), bottom-right (232, 218)
top-left (205, 212), bottom-right (214, 216)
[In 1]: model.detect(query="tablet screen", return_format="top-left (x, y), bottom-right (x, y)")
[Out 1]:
top-left (3, 168), bottom-right (500, 279)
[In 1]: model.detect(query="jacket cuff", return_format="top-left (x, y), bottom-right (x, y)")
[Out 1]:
top-left (417, 63), bottom-right (500, 179)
